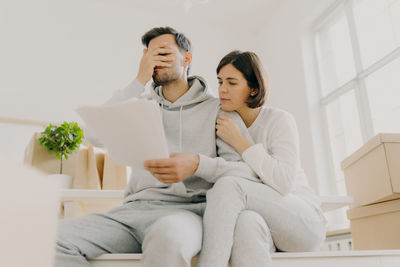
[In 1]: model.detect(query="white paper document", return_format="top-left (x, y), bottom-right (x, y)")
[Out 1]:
top-left (76, 99), bottom-right (169, 170)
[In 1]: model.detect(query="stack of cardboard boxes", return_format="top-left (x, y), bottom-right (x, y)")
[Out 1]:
top-left (341, 133), bottom-right (400, 250)
top-left (24, 132), bottom-right (127, 190)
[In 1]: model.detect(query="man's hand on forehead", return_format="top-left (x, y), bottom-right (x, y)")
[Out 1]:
top-left (136, 43), bottom-right (174, 85)
top-left (147, 42), bottom-right (177, 55)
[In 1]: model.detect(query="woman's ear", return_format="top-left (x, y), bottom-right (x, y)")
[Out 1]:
top-left (250, 88), bottom-right (258, 96)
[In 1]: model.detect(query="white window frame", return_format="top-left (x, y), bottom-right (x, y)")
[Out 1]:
top-left (311, 0), bottom-right (400, 196)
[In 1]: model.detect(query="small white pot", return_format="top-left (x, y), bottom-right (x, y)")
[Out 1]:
top-left (48, 174), bottom-right (72, 189)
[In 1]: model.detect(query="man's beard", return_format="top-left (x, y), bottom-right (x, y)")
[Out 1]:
top-left (153, 69), bottom-right (179, 86)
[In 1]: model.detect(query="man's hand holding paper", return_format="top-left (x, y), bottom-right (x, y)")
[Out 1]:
top-left (144, 153), bottom-right (200, 184)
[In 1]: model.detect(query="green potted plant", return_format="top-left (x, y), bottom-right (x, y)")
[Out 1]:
top-left (39, 121), bottom-right (83, 188)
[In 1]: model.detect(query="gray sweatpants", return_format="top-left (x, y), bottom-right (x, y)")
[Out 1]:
top-left (197, 176), bottom-right (327, 267)
top-left (55, 200), bottom-right (206, 267)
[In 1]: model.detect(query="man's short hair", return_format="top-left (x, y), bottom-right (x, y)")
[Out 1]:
top-left (217, 50), bottom-right (268, 108)
top-left (141, 27), bottom-right (192, 75)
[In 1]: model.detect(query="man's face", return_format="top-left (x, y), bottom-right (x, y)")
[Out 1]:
top-left (147, 34), bottom-right (186, 85)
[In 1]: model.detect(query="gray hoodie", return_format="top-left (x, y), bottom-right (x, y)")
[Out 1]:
top-left (105, 76), bottom-right (257, 203)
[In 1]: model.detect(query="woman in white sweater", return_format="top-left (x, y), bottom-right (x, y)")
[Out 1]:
top-left (197, 51), bottom-right (327, 267)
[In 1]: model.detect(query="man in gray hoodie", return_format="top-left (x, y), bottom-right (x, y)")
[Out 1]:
top-left (55, 26), bottom-right (256, 267)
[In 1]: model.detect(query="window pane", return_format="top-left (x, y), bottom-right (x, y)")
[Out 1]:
top-left (365, 56), bottom-right (400, 133)
top-left (325, 90), bottom-right (363, 188)
top-left (316, 10), bottom-right (356, 96)
top-left (353, 0), bottom-right (400, 68)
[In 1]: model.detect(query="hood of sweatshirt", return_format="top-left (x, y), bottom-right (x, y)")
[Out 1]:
top-left (149, 76), bottom-right (214, 154)
top-left (150, 76), bottom-right (213, 109)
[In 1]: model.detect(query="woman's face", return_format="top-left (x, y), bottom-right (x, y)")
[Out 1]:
top-left (218, 64), bottom-right (252, 112)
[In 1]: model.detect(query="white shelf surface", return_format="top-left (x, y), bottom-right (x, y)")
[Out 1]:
top-left (320, 195), bottom-right (354, 212)
top-left (61, 189), bottom-right (124, 199)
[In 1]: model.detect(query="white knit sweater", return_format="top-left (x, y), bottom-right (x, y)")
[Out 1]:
top-left (241, 106), bottom-right (321, 210)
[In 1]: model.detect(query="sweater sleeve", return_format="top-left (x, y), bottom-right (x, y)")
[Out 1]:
top-left (241, 112), bottom-right (300, 195)
top-left (104, 79), bottom-right (147, 105)
top-left (194, 110), bottom-right (258, 183)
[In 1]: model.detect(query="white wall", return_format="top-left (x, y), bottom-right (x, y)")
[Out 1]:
top-left (0, 0), bottom-right (281, 123)
top-left (253, 0), bottom-right (336, 193)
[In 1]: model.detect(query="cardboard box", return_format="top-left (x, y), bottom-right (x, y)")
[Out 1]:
top-left (341, 133), bottom-right (400, 207)
top-left (347, 198), bottom-right (400, 250)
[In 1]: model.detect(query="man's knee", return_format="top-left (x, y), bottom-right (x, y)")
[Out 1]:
top-left (143, 211), bottom-right (202, 253)
top-left (57, 217), bottom-right (80, 244)
top-left (55, 218), bottom-right (89, 262)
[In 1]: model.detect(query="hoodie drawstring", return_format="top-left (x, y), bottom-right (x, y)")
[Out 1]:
top-left (179, 105), bottom-right (183, 152)
top-left (160, 101), bottom-right (164, 121)
top-left (160, 101), bottom-right (182, 153)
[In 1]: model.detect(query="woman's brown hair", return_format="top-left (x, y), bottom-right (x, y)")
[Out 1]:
top-left (217, 50), bottom-right (268, 108)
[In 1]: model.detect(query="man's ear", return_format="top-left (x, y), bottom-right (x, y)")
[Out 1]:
top-left (184, 51), bottom-right (192, 67)
top-left (143, 48), bottom-right (148, 54)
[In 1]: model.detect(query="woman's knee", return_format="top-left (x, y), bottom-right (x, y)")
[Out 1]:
top-left (207, 176), bottom-right (244, 200)
top-left (273, 217), bottom-right (326, 252)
